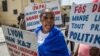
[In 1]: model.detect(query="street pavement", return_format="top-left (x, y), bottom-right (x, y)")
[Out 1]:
top-left (0, 27), bottom-right (10, 56)
top-left (0, 27), bottom-right (5, 42)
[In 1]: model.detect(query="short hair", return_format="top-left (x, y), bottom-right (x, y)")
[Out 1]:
top-left (20, 13), bottom-right (25, 19)
top-left (40, 8), bottom-right (55, 19)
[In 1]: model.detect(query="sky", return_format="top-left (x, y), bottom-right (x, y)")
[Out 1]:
top-left (61, 0), bottom-right (92, 5)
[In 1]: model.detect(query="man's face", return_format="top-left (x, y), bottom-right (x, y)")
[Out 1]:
top-left (41, 13), bottom-right (54, 33)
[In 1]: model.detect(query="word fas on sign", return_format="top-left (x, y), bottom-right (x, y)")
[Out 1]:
top-left (74, 5), bottom-right (86, 13)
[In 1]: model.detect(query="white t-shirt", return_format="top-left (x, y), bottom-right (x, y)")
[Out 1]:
top-left (37, 30), bottom-right (49, 45)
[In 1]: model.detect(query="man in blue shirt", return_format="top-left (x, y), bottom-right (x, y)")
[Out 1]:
top-left (35, 8), bottom-right (70, 56)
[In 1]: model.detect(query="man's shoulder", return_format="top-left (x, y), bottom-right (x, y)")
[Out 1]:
top-left (53, 26), bottom-right (61, 32)
top-left (52, 26), bottom-right (63, 35)
top-left (34, 26), bottom-right (42, 33)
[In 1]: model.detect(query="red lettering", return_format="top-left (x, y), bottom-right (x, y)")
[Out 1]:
top-left (39, 4), bottom-right (45, 9)
top-left (78, 5), bottom-right (82, 13)
top-left (18, 46), bottom-right (37, 56)
top-left (26, 15), bottom-right (38, 21)
top-left (54, 11), bottom-right (60, 15)
top-left (8, 47), bottom-right (13, 52)
top-left (98, 4), bottom-right (100, 12)
top-left (11, 53), bottom-right (16, 56)
top-left (21, 53), bottom-right (29, 56)
top-left (33, 51), bottom-right (38, 56)
top-left (74, 5), bottom-right (86, 13)
top-left (13, 49), bottom-right (20, 55)
top-left (82, 5), bottom-right (86, 13)
top-left (41, 4), bottom-right (45, 8)
top-left (33, 6), bottom-right (38, 10)
top-left (92, 4), bottom-right (98, 12)
top-left (33, 4), bottom-right (46, 10)
top-left (74, 6), bottom-right (78, 13)
top-left (7, 43), bottom-right (17, 49)
top-left (92, 4), bottom-right (100, 12)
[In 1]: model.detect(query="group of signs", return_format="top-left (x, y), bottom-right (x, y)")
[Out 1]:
top-left (1, 1), bottom-right (100, 56)
top-left (24, 1), bottom-right (62, 30)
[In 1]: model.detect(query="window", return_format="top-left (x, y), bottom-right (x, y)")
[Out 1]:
top-left (2, 0), bottom-right (8, 12)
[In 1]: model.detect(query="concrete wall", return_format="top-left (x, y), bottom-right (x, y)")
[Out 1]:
top-left (0, 0), bottom-right (70, 26)
top-left (34, 0), bottom-right (43, 3)
top-left (0, 0), bottom-right (30, 26)
top-left (0, 0), bottom-right (3, 25)
top-left (34, 0), bottom-right (61, 4)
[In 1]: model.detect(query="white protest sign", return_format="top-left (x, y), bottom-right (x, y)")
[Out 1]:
top-left (68, 2), bottom-right (100, 48)
top-left (46, 1), bottom-right (62, 25)
top-left (2, 25), bottom-right (37, 56)
top-left (25, 1), bottom-right (62, 30)
top-left (25, 3), bottom-right (46, 30)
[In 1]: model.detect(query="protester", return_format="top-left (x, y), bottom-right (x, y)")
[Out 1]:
top-left (19, 13), bottom-right (26, 30)
top-left (90, 46), bottom-right (100, 56)
top-left (62, 14), bottom-right (67, 26)
top-left (65, 25), bottom-right (75, 56)
top-left (34, 8), bottom-right (70, 56)
top-left (74, 44), bottom-right (91, 56)
top-left (17, 15), bottom-right (21, 28)
top-left (63, 13), bottom-right (74, 56)
top-left (17, 13), bottom-right (26, 30)
top-left (92, 0), bottom-right (100, 2)
top-left (74, 44), bottom-right (100, 56)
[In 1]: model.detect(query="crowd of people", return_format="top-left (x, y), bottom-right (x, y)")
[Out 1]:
top-left (16, 8), bottom-right (100, 56)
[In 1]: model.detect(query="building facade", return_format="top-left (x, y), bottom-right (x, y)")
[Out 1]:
top-left (0, 0), bottom-right (70, 26)
top-left (0, 0), bottom-right (33, 26)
